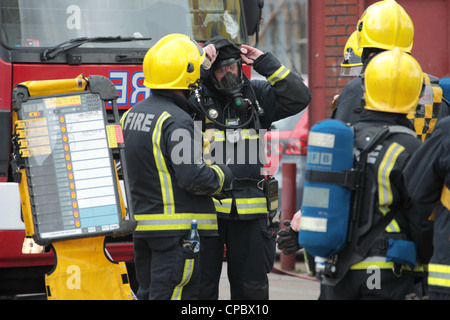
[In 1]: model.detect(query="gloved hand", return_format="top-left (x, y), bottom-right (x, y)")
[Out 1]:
top-left (276, 220), bottom-right (301, 256)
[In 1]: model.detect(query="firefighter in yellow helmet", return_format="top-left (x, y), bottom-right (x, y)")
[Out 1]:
top-left (403, 97), bottom-right (450, 301)
top-left (340, 31), bottom-right (363, 77)
top-left (318, 48), bottom-right (434, 299)
top-left (331, 31), bottom-right (364, 112)
top-left (332, 0), bottom-right (449, 142)
top-left (357, 0), bottom-right (413, 53)
top-left (122, 34), bottom-right (233, 300)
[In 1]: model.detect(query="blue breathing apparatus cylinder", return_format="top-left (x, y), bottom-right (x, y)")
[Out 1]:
top-left (298, 119), bottom-right (354, 259)
top-left (439, 77), bottom-right (450, 100)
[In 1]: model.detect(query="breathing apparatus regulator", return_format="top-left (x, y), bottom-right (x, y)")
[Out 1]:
top-left (194, 56), bottom-right (265, 130)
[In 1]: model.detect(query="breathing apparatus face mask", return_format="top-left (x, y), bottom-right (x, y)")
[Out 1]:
top-left (219, 71), bottom-right (241, 90)
top-left (212, 58), bottom-right (248, 112)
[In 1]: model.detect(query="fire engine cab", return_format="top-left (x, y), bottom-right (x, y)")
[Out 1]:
top-left (0, 0), bottom-right (263, 298)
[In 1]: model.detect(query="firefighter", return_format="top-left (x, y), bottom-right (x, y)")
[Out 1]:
top-left (122, 34), bottom-right (233, 300)
top-left (340, 30), bottom-right (363, 77)
top-left (331, 30), bottom-right (364, 133)
top-left (318, 48), bottom-right (434, 299)
top-left (403, 115), bottom-right (450, 300)
top-left (332, 0), bottom-right (449, 142)
top-left (192, 36), bottom-right (311, 300)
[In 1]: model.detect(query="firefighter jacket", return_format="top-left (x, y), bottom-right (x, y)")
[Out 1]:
top-left (330, 110), bottom-right (434, 283)
top-left (404, 115), bottom-right (450, 295)
top-left (332, 72), bottom-right (447, 141)
top-left (193, 52), bottom-right (311, 220)
top-left (122, 91), bottom-right (232, 238)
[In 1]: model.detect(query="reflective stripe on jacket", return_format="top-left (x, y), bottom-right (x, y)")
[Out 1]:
top-left (429, 263), bottom-right (450, 288)
top-left (213, 197), bottom-right (267, 216)
top-left (123, 93), bottom-right (229, 237)
top-left (135, 213), bottom-right (217, 232)
top-left (350, 256), bottom-right (424, 273)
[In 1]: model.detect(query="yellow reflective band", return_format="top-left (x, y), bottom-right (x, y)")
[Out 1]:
top-left (120, 109), bottom-right (131, 128)
top-left (135, 213), bottom-right (217, 231)
top-left (213, 131), bottom-right (225, 142)
top-left (214, 198), bottom-right (268, 215)
top-left (441, 185), bottom-right (450, 211)
top-left (213, 198), bottom-right (233, 214)
top-left (350, 256), bottom-right (424, 272)
top-left (378, 142), bottom-right (405, 232)
top-left (235, 197), bottom-right (267, 214)
top-left (153, 112), bottom-right (175, 214)
top-left (267, 65), bottom-right (291, 86)
top-left (350, 258), bottom-right (395, 270)
top-left (207, 129), bottom-right (259, 142)
top-left (240, 129), bottom-right (259, 140)
top-left (171, 258), bottom-right (195, 300)
top-left (209, 165), bottom-right (225, 195)
top-left (428, 263), bottom-right (450, 288)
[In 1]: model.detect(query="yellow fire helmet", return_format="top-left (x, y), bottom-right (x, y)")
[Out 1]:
top-left (143, 33), bottom-right (210, 90)
top-left (364, 47), bottom-right (423, 114)
top-left (357, 0), bottom-right (414, 53)
top-left (341, 31), bottom-right (363, 77)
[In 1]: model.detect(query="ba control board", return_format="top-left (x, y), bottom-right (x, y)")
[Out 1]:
top-left (15, 91), bottom-right (124, 242)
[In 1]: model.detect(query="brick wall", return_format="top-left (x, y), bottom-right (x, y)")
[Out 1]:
top-left (323, 0), bottom-right (362, 117)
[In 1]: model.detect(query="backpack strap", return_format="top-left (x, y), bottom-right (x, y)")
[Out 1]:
top-left (354, 125), bottom-right (416, 152)
top-left (352, 125), bottom-right (416, 257)
top-left (305, 169), bottom-right (361, 190)
top-left (322, 124), bottom-right (418, 286)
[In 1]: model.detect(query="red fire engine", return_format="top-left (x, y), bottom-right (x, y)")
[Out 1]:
top-left (0, 0), bottom-right (263, 297)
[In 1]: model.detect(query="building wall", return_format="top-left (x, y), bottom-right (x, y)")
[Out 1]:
top-left (310, 0), bottom-right (450, 124)
top-left (259, 0), bottom-right (362, 124)
top-left (324, 0), bottom-right (362, 115)
top-left (256, 0), bottom-right (308, 77)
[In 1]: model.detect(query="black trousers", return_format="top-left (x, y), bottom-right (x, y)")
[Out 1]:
top-left (133, 236), bottom-right (200, 300)
top-left (198, 217), bottom-right (277, 300)
top-left (319, 269), bottom-right (416, 300)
